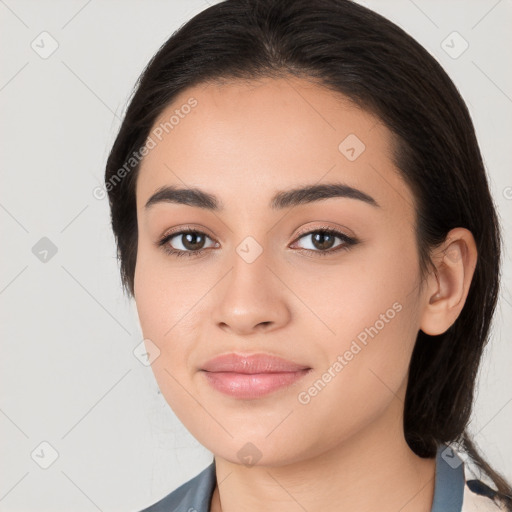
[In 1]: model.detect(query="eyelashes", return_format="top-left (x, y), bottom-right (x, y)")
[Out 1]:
top-left (156, 226), bottom-right (358, 259)
top-left (157, 228), bottom-right (218, 258)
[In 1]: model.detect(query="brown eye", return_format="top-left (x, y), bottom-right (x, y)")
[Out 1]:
top-left (309, 231), bottom-right (336, 250)
top-left (178, 232), bottom-right (207, 251)
top-left (158, 229), bottom-right (217, 257)
top-left (292, 228), bottom-right (357, 256)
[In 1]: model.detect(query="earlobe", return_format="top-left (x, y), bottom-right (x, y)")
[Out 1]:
top-left (420, 228), bottom-right (478, 336)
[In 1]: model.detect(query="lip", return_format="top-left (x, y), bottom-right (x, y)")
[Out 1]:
top-left (201, 353), bottom-right (310, 373)
top-left (200, 353), bottom-right (311, 399)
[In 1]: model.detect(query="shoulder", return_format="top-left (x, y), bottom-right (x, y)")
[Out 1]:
top-left (138, 461), bottom-right (216, 512)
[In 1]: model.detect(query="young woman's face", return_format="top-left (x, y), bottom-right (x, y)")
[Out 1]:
top-left (134, 76), bottom-right (426, 465)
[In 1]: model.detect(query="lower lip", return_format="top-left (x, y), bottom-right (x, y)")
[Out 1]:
top-left (201, 369), bottom-right (311, 399)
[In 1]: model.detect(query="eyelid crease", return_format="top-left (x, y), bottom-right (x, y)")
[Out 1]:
top-left (157, 223), bottom-right (217, 241)
top-left (293, 223), bottom-right (354, 240)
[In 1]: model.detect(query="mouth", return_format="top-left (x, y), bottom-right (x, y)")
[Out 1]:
top-left (200, 353), bottom-right (312, 399)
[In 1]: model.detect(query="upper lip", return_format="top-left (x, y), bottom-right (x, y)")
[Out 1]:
top-left (201, 353), bottom-right (310, 374)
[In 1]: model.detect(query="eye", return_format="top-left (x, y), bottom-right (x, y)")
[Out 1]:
top-left (291, 227), bottom-right (357, 256)
top-left (157, 228), bottom-right (218, 258)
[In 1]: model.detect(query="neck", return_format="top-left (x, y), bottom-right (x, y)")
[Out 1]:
top-left (210, 396), bottom-right (436, 512)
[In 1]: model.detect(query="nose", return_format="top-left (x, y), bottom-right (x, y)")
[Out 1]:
top-left (211, 246), bottom-right (292, 336)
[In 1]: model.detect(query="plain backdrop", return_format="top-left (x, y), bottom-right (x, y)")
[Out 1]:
top-left (1, 0), bottom-right (511, 510)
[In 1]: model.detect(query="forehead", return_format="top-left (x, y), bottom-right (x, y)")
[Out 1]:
top-left (135, 76), bottom-right (414, 218)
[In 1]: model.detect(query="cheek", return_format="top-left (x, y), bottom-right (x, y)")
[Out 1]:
top-left (291, 286), bottom-right (419, 454)
top-left (133, 245), bottom-right (202, 342)
top-left (133, 248), bottom-right (214, 393)
top-left (134, 257), bottom-right (201, 421)
top-left (302, 235), bottom-right (420, 353)
top-left (300, 235), bottom-right (421, 404)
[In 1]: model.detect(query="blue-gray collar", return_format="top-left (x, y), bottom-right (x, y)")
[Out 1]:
top-left (140, 443), bottom-right (464, 511)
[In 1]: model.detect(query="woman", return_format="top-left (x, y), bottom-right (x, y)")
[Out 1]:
top-left (104, 0), bottom-right (512, 510)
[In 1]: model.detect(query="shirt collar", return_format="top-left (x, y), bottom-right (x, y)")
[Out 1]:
top-left (165, 443), bottom-right (464, 511)
top-left (431, 443), bottom-right (465, 511)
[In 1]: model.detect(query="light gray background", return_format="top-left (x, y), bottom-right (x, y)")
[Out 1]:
top-left (1, 0), bottom-right (511, 510)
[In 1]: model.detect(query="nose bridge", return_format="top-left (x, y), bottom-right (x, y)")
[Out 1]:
top-left (235, 232), bottom-right (267, 267)
top-left (227, 205), bottom-right (293, 285)
top-left (229, 232), bottom-right (273, 299)
top-left (210, 229), bottom-right (291, 333)
top-left (226, 205), bottom-right (273, 276)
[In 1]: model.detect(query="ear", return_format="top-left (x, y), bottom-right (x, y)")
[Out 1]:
top-left (420, 227), bottom-right (478, 336)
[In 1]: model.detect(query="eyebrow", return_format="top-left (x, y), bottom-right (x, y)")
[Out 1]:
top-left (144, 182), bottom-right (379, 211)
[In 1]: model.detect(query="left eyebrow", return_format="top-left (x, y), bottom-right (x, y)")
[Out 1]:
top-left (270, 182), bottom-right (379, 210)
top-left (144, 182), bottom-right (380, 212)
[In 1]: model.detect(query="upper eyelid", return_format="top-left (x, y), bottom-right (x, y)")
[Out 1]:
top-left (162, 226), bottom-right (353, 247)
top-left (294, 225), bottom-right (352, 239)
top-left (159, 225), bottom-right (215, 242)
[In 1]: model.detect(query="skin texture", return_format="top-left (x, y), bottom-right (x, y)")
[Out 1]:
top-left (133, 76), bottom-right (477, 512)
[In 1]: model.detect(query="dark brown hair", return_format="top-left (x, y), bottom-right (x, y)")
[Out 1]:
top-left (105, 0), bottom-right (511, 507)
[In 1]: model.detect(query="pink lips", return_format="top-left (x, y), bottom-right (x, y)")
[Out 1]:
top-left (200, 353), bottom-right (311, 399)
